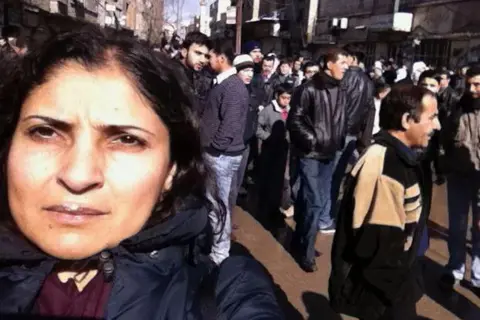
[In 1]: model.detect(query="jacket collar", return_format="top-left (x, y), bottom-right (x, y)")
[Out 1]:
top-left (312, 71), bottom-right (340, 90)
top-left (374, 130), bottom-right (418, 167)
top-left (271, 100), bottom-right (290, 113)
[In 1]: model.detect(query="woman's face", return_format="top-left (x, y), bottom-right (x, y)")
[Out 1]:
top-left (7, 62), bottom-right (175, 260)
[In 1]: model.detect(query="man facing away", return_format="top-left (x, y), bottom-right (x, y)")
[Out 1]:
top-left (329, 85), bottom-right (441, 320)
top-left (288, 48), bottom-right (349, 272)
top-left (200, 42), bottom-right (249, 265)
top-left (177, 31), bottom-right (212, 115)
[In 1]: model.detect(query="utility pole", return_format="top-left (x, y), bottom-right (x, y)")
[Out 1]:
top-left (235, 0), bottom-right (243, 54)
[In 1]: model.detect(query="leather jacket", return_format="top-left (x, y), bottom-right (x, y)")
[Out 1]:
top-left (342, 66), bottom-right (375, 136)
top-left (287, 71), bottom-right (347, 160)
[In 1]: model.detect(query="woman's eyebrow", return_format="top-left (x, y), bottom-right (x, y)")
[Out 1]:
top-left (22, 115), bottom-right (71, 131)
top-left (22, 115), bottom-right (155, 136)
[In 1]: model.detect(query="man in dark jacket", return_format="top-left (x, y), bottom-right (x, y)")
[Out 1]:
top-left (177, 31), bottom-right (213, 115)
top-left (201, 42), bottom-right (249, 265)
top-left (329, 85), bottom-right (441, 320)
top-left (438, 69), bottom-right (461, 124)
top-left (441, 65), bottom-right (480, 293)
top-left (287, 48), bottom-right (349, 272)
top-left (329, 47), bottom-right (375, 227)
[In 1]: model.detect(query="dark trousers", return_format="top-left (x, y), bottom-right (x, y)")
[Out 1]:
top-left (377, 300), bottom-right (417, 320)
top-left (293, 157), bottom-right (335, 262)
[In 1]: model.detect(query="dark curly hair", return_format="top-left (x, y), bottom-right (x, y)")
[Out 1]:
top-left (0, 25), bottom-right (225, 230)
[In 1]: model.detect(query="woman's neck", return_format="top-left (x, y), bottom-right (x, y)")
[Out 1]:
top-left (57, 269), bottom-right (98, 292)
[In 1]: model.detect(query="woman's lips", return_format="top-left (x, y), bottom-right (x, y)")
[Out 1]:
top-left (43, 204), bottom-right (108, 225)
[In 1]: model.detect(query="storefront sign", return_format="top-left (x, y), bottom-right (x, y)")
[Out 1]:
top-left (369, 12), bottom-right (413, 32)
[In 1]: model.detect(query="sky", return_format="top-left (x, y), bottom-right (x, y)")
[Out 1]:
top-left (165, 0), bottom-right (201, 25)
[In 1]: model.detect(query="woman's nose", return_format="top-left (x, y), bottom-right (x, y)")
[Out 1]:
top-left (57, 141), bottom-right (104, 194)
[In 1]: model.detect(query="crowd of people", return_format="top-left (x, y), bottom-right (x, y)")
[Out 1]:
top-left (0, 24), bottom-right (479, 320)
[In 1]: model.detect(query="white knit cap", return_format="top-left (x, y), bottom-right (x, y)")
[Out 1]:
top-left (233, 54), bottom-right (255, 71)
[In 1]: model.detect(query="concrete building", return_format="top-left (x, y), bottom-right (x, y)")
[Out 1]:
top-left (0, 0), bottom-right (162, 46)
top-left (209, 0), bottom-right (232, 40)
top-left (310, 0), bottom-right (480, 68)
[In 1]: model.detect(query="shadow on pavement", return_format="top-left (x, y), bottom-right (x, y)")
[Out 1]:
top-left (230, 241), bottom-right (304, 319)
top-left (302, 291), bottom-right (342, 320)
top-left (237, 186), bottom-right (299, 257)
top-left (422, 256), bottom-right (480, 320)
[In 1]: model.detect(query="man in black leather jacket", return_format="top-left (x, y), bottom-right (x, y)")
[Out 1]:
top-left (177, 31), bottom-right (213, 116)
top-left (288, 48), bottom-right (349, 272)
top-left (329, 48), bottom-right (376, 229)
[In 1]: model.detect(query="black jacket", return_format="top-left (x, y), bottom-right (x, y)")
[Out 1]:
top-left (177, 61), bottom-right (213, 116)
top-left (329, 131), bottom-right (426, 319)
top-left (244, 84), bottom-right (261, 143)
top-left (438, 86), bottom-right (460, 125)
top-left (287, 71), bottom-right (347, 160)
top-left (0, 199), bottom-right (283, 319)
top-left (342, 66), bottom-right (375, 136)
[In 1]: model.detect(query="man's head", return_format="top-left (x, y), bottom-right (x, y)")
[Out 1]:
top-left (343, 45), bottom-right (365, 67)
top-left (419, 70), bottom-right (441, 94)
top-left (293, 56), bottom-right (303, 72)
top-left (467, 65), bottom-right (480, 99)
top-left (209, 42), bottom-right (235, 74)
top-left (380, 85), bottom-right (440, 148)
top-left (438, 70), bottom-right (451, 90)
top-left (243, 41), bottom-right (262, 64)
top-left (302, 61), bottom-right (319, 81)
top-left (278, 59), bottom-right (292, 76)
top-left (324, 48), bottom-right (349, 80)
top-left (180, 31), bottom-right (212, 71)
top-left (261, 54), bottom-right (275, 77)
top-left (275, 84), bottom-right (293, 108)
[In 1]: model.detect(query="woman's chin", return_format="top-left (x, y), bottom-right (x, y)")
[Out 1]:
top-left (36, 234), bottom-right (108, 260)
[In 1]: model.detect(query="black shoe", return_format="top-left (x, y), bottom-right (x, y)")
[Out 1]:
top-left (439, 273), bottom-right (458, 291)
top-left (435, 175), bottom-right (446, 185)
top-left (299, 259), bottom-right (317, 273)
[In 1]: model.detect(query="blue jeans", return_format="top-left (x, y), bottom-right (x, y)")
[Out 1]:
top-left (293, 157), bottom-right (335, 261)
top-left (204, 153), bottom-right (243, 265)
top-left (446, 173), bottom-right (480, 287)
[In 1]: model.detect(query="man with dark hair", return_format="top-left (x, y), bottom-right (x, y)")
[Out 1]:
top-left (201, 42), bottom-right (249, 265)
top-left (288, 48), bottom-right (349, 272)
top-left (441, 64), bottom-right (480, 294)
top-left (301, 61), bottom-right (319, 83)
top-left (178, 31), bottom-right (213, 115)
top-left (437, 69), bottom-right (461, 122)
top-left (330, 85), bottom-right (440, 320)
top-left (331, 46), bottom-right (375, 226)
top-left (267, 59), bottom-right (295, 103)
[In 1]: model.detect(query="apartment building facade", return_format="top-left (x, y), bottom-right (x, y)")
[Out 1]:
top-left (0, 0), bottom-right (162, 45)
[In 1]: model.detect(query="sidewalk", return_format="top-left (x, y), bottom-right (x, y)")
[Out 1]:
top-left (232, 184), bottom-right (480, 319)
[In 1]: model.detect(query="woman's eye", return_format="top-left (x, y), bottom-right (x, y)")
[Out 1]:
top-left (28, 126), bottom-right (57, 139)
top-left (115, 135), bottom-right (145, 146)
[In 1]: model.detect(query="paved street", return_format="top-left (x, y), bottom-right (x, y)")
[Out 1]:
top-left (232, 184), bottom-right (480, 319)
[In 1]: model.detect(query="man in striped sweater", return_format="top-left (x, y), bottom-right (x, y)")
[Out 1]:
top-left (200, 42), bottom-right (249, 265)
top-left (329, 85), bottom-right (441, 320)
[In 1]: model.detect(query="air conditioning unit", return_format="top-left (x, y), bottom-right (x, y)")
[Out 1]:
top-left (330, 17), bottom-right (348, 30)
